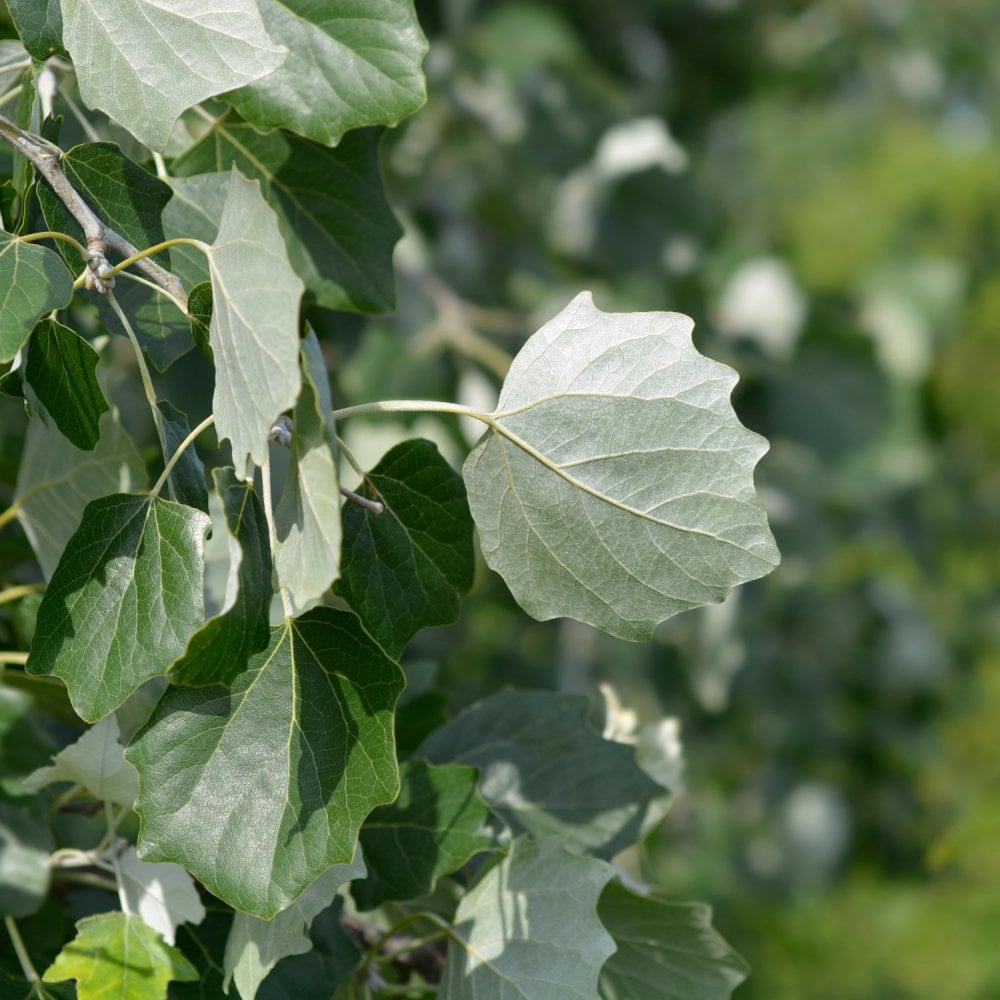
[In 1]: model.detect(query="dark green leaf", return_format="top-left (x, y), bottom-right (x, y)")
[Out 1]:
top-left (27, 494), bottom-right (211, 722)
top-left (274, 332), bottom-right (340, 610)
top-left (187, 282), bottom-right (212, 362)
top-left (0, 232), bottom-right (73, 363)
top-left (173, 122), bottom-right (401, 313)
top-left (337, 439), bottom-right (474, 657)
top-left (0, 687), bottom-right (60, 796)
top-left (42, 912), bottom-right (197, 998)
top-left (24, 319), bottom-right (108, 451)
top-left (36, 142), bottom-right (172, 276)
top-left (439, 839), bottom-right (615, 1000)
top-left (419, 690), bottom-right (669, 858)
top-left (170, 468), bottom-right (272, 687)
top-left (354, 760), bottom-right (494, 910)
top-left (100, 280), bottom-right (192, 373)
top-left (5, 0), bottom-right (66, 60)
top-left (14, 408), bottom-right (146, 579)
top-left (227, 0), bottom-right (427, 146)
top-left (157, 401), bottom-right (209, 513)
top-left (125, 607), bottom-right (404, 918)
top-left (598, 882), bottom-right (750, 1000)
top-left (0, 791), bottom-right (53, 918)
top-left (395, 689), bottom-right (449, 757)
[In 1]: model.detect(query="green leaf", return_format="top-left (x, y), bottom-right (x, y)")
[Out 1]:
top-left (0, 791), bottom-right (53, 918)
top-left (419, 690), bottom-right (668, 858)
top-left (0, 232), bottom-right (73, 363)
top-left (598, 883), bottom-right (750, 1000)
top-left (224, 850), bottom-right (364, 1000)
top-left (439, 839), bottom-right (616, 1000)
top-left (337, 439), bottom-right (475, 658)
top-left (59, 0), bottom-right (286, 150)
top-left (14, 407), bottom-right (146, 579)
top-left (161, 174), bottom-right (229, 290)
top-left (26, 494), bottom-right (211, 722)
top-left (25, 714), bottom-right (139, 807)
top-left (119, 846), bottom-right (206, 947)
top-left (227, 0), bottom-right (427, 146)
top-left (125, 607), bottom-right (404, 918)
top-left (0, 686), bottom-right (60, 796)
top-left (187, 281), bottom-right (213, 362)
top-left (24, 319), bottom-right (108, 451)
top-left (42, 912), bottom-right (198, 999)
top-left (354, 760), bottom-right (494, 910)
top-left (206, 168), bottom-right (303, 472)
top-left (35, 142), bottom-right (190, 370)
top-left (463, 291), bottom-right (780, 640)
top-left (6, 0), bottom-right (65, 60)
top-left (169, 467), bottom-right (272, 687)
top-left (173, 122), bottom-right (401, 313)
top-left (0, 40), bottom-right (30, 96)
top-left (273, 332), bottom-right (340, 610)
top-left (157, 400), bottom-right (209, 513)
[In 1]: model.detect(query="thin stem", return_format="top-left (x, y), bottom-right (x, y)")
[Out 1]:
top-left (102, 237), bottom-right (210, 284)
top-left (335, 434), bottom-right (366, 478)
top-left (0, 113), bottom-right (184, 302)
top-left (94, 267), bottom-right (187, 316)
top-left (105, 290), bottom-right (166, 455)
top-left (340, 486), bottom-right (383, 516)
top-left (333, 399), bottom-right (488, 423)
top-left (356, 911), bottom-right (454, 979)
top-left (16, 229), bottom-right (90, 257)
top-left (4, 917), bottom-right (39, 984)
top-left (47, 784), bottom-right (85, 816)
top-left (0, 502), bottom-right (19, 533)
top-left (0, 84), bottom-right (23, 110)
top-left (52, 871), bottom-right (119, 893)
top-left (0, 583), bottom-right (44, 605)
top-left (261, 458), bottom-right (296, 619)
top-left (0, 651), bottom-right (29, 666)
top-left (150, 413), bottom-right (215, 499)
top-left (104, 803), bottom-right (129, 912)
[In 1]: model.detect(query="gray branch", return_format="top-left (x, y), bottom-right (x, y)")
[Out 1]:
top-left (0, 113), bottom-right (186, 305)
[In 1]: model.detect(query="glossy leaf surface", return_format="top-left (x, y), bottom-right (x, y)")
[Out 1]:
top-left (126, 608), bottom-right (403, 918)
top-left (464, 291), bottom-right (780, 640)
top-left (27, 494), bottom-right (210, 722)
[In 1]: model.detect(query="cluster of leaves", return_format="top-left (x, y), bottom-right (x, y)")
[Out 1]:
top-left (0, 3), bottom-right (779, 999)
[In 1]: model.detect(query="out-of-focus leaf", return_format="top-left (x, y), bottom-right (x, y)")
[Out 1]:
top-left (597, 882), bottom-right (749, 1000)
top-left (224, 850), bottom-right (364, 1000)
top-left (419, 690), bottom-right (668, 858)
top-left (41, 911), bottom-right (197, 998)
top-left (14, 407), bottom-right (146, 579)
top-left (59, 0), bottom-right (286, 150)
top-left (27, 494), bottom-right (210, 722)
top-left (439, 838), bottom-right (615, 1000)
top-left (0, 232), bottom-right (73, 363)
top-left (463, 291), bottom-right (780, 640)
top-left (119, 846), bottom-right (205, 947)
top-left (25, 714), bottom-right (138, 807)
top-left (0, 791), bottom-right (52, 918)
top-left (157, 400), bottom-right (209, 513)
top-left (126, 608), bottom-right (403, 918)
top-left (173, 122), bottom-right (400, 313)
top-left (337, 439), bottom-right (474, 657)
top-left (23, 319), bottom-right (108, 451)
top-left (206, 169), bottom-right (302, 473)
top-left (354, 760), bottom-right (494, 909)
top-left (227, 0), bottom-right (427, 146)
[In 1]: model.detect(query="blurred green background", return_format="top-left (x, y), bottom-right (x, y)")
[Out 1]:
top-left (355, 1), bottom-right (1000, 995)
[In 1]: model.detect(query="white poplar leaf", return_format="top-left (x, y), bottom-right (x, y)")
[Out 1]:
top-left (463, 291), bottom-right (780, 640)
top-left (119, 846), bottom-right (206, 946)
top-left (60, 0), bottom-right (286, 150)
top-left (207, 169), bottom-right (303, 473)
